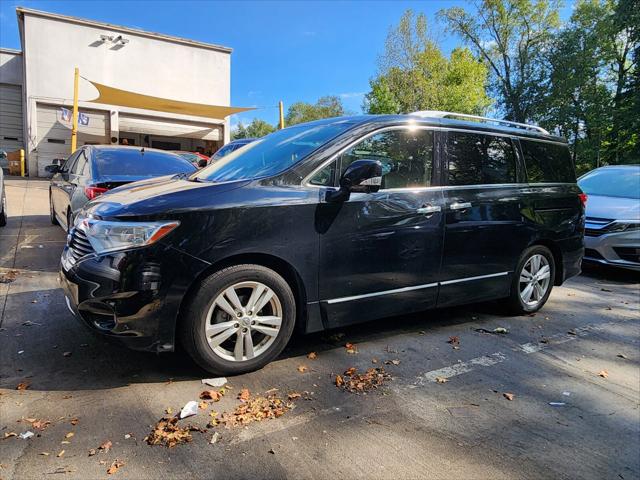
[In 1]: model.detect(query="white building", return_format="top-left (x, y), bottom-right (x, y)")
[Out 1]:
top-left (0, 7), bottom-right (235, 176)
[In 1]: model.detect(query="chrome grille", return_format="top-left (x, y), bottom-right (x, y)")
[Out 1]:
top-left (584, 217), bottom-right (614, 237)
top-left (68, 227), bottom-right (95, 261)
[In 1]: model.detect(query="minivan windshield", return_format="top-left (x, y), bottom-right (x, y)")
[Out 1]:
top-left (193, 121), bottom-right (355, 182)
top-left (578, 167), bottom-right (640, 199)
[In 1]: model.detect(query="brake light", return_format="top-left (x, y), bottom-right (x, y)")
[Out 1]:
top-left (578, 193), bottom-right (588, 208)
top-left (85, 186), bottom-right (109, 200)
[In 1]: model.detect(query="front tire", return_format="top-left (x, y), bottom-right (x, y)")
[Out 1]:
top-left (504, 245), bottom-right (555, 314)
top-left (0, 191), bottom-right (6, 227)
top-left (180, 264), bottom-right (296, 375)
top-left (49, 190), bottom-right (59, 225)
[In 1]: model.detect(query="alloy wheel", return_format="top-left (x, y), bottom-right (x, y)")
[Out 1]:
top-left (204, 281), bottom-right (283, 362)
top-left (519, 254), bottom-right (551, 308)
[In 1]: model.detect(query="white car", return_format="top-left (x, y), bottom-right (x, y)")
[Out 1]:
top-left (0, 167), bottom-right (6, 227)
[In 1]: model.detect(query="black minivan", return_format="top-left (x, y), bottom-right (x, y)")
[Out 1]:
top-left (60, 112), bottom-right (585, 375)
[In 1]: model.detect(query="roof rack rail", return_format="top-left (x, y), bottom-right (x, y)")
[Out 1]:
top-left (411, 110), bottom-right (550, 135)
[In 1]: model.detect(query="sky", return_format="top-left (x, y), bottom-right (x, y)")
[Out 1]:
top-left (0, 0), bottom-right (574, 128)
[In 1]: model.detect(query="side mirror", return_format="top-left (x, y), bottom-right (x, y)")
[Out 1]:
top-left (326, 159), bottom-right (382, 203)
top-left (197, 159), bottom-right (208, 168)
top-left (45, 164), bottom-right (61, 174)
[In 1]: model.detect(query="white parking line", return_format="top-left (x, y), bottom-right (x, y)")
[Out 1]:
top-left (416, 322), bottom-right (613, 384)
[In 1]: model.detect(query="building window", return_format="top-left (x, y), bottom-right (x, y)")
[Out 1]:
top-left (47, 138), bottom-right (66, 144)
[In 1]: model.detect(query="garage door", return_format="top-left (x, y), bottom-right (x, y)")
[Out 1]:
top-left (0, 84), bottom-right (24, 161)
top-left (36, 104), bottom-right (108, 177)
top-left (119, 114), bottom-right (221, 142)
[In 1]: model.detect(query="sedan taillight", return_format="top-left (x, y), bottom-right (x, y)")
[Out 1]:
top-left (578, 193), bottom-right (587, 208)
top-left (85, 186), bottom-right (109, 200)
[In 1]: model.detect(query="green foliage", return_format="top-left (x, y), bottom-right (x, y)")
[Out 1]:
top-left (284, 96), bottom-right (347, 126)
top-left (232, 118), bottom-right (276, 140)
top-left (364, 10), bottom-right (491, 115)
top-left (438, 0), bottom-right (560, 122)
top-left (540, 0), bottom-right (638, 173)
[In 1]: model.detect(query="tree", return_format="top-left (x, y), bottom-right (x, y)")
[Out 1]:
top-left (364, 10), bottom-right (491, 115)
top-left (285, 96), bottom-right (346, 125)
top-left (438, 0), bottom-right (561, 122)
top-left (540, 0), bottom-right (638, 172)
top-left (232, 118), bottom-right (275, 140)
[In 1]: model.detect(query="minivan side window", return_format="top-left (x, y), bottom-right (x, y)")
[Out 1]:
top-left (310, 129), bottom-right (434, 189)
top-left (520, 139), bottom-right (576, 183)
top-left (445, 132), bottom-right (516, 186)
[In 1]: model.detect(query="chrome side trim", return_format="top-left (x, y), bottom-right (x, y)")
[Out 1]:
top-left (326, 282), bottom-right (438, 304)
top-left (439, 271), bottom-right (509, 286)
top-left (324, 271), bottom-right (511, 304)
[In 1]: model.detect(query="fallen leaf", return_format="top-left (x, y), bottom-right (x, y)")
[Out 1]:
top-left (503, 393), bottom-right (514, 401)
top-left (493, 327), bottom-right (508, 334)
top-left (198, 401), bottom-right (208, 410)
top-left (447, 336), bottom-right (460, 346)
top-left (600, 287), bottom-right (612, 292)
top-left (57, 450), bottom-right (65, 458)
top-left (371, 358), bottom-right (378, 364)
top-left (217, 392), bottom-right (293, 429)
top-left (16, 382), bottom-right (30, 391)
top-left (287, 392), bottom-right (301, 400)
top-left (307, 352), bottom-right (317, 360)
top-left (63, 351), bottom-right (72, 357)
top-left (617, 354), bottom-right (627, 359)
top-left (65, 432), bottom-right (74, 439)
top-left (210, 432), bottom-right (220, 444)
top-left (435, 377), bottom-right (448, 384)
top-left (598, 370), bottom-right (609, 378)
top-left (146, 417), bottom-right (193, 448)
top-left (4, 432), bottom-right (17, 439)
top-left (70, 418), bottom-right (79, 426)
top-left (385, 359), bottom-right (401, 365)
top-left (238, 389), bottom-right (250, 402)
top-left (39, 452), bottom-right (50, 456)
top-left (165, 407), bottom-right (173, 415)
top-left (107, 460), bottom-right (124, 475)
top-left (344, 367), bottom-right (357, 376)
top-left (297, 365), bottom-right (308, 373)
top-left (200, 390), bottom-right (222, 401)
top-left (88, 448), bottom-right (97, 456)
top-left (345, 343), bottom-right (358, 354)
top-left (335, 375), bottom-right (344, 387)
top-left (99, 440), bottom-right (112, 452)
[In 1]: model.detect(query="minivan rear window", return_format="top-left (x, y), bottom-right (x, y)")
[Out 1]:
top-left (446, 132), bottom-right (516, 186)
top-left (520, 140), bottom-right (575, 183)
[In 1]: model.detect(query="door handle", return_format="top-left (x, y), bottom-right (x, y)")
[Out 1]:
top-left (449, 202), bottom-right (472, 211)
top-left (417, 204), bottom-right (441, 215)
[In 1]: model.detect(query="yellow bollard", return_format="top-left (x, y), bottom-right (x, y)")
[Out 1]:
top-left (20, 149), bottom-right (25, 177)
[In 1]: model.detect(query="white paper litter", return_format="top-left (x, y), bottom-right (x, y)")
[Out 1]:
top-left (549, 402), bottom-right (566, 406)
top-left (202, 377), bottom-right (227, 388)
top-left (210, 432), bottom-right (220, 444)
top-left (180, 400), bottom-right (199, 419)
top-left (19, 431), bottom-right (35, 439)
top-left (562, 391), bottom-right (571, 396)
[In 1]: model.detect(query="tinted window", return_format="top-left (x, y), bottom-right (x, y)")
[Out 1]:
top-left (521, 140), bottom-right (575, 183)
top-left (578, 168), bottom-right (640, 199)
top-left (211, 144), bottom-right (235, 161)
top-left (195, 121), bottom-right (354, 182)
top-left (93, 149), bottom-right (196, 177)
top-left (337, 129), bottom-right (434, 189)
top-left (446, 132), bottom-right (516, 185)
top-left (61, 151), bottom-right (81, 173)
top-left (70, 151), bottom-right (88, 176)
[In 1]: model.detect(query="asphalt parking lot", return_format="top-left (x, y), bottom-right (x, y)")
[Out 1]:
top-left (1, 177), bottom-right (639, 480)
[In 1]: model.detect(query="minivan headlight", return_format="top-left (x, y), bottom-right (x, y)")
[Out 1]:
top-left (79, 219), bottom-right (180, 254)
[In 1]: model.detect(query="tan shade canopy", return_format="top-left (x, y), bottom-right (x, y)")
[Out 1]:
top-left (87, 80), bottom-right (253, 119)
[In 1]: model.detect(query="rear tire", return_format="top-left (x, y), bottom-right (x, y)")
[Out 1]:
top-left (504, 245), bottom-right (555, 314)
top-left (49, 190), bottom-right (58, 225)
top-left (180, 264), bottom-right (296, 376)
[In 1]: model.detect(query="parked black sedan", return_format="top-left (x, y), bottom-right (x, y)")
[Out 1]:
top-left (47, 145), bottom-right (196, 231)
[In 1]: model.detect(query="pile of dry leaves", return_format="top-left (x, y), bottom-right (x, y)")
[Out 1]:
top-left (145, 417), bottom-right (200, 448)
top-left (335, 367), bottom-right (392, 393)
top-left (214, 390), bottom-right (295, 428)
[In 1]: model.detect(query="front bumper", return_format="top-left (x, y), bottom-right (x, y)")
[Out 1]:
top-left (584, 228), bottom-right (640, 271)
top-left (59, 242), bottom-right (206, 352)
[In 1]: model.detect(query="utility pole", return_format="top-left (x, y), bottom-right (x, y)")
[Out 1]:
top-left (71, 67), bottom-right (79, 153)
top-left (278, 101), bottom-right (284, 129)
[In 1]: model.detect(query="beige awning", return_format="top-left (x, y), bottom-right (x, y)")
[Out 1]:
top-left (87, 80), bottom-right (253, 119)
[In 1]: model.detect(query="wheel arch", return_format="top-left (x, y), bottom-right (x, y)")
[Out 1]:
top-left (529, 239), bottom-right (564, 286)
top-left (175, 252), bottom-right (309, 336)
